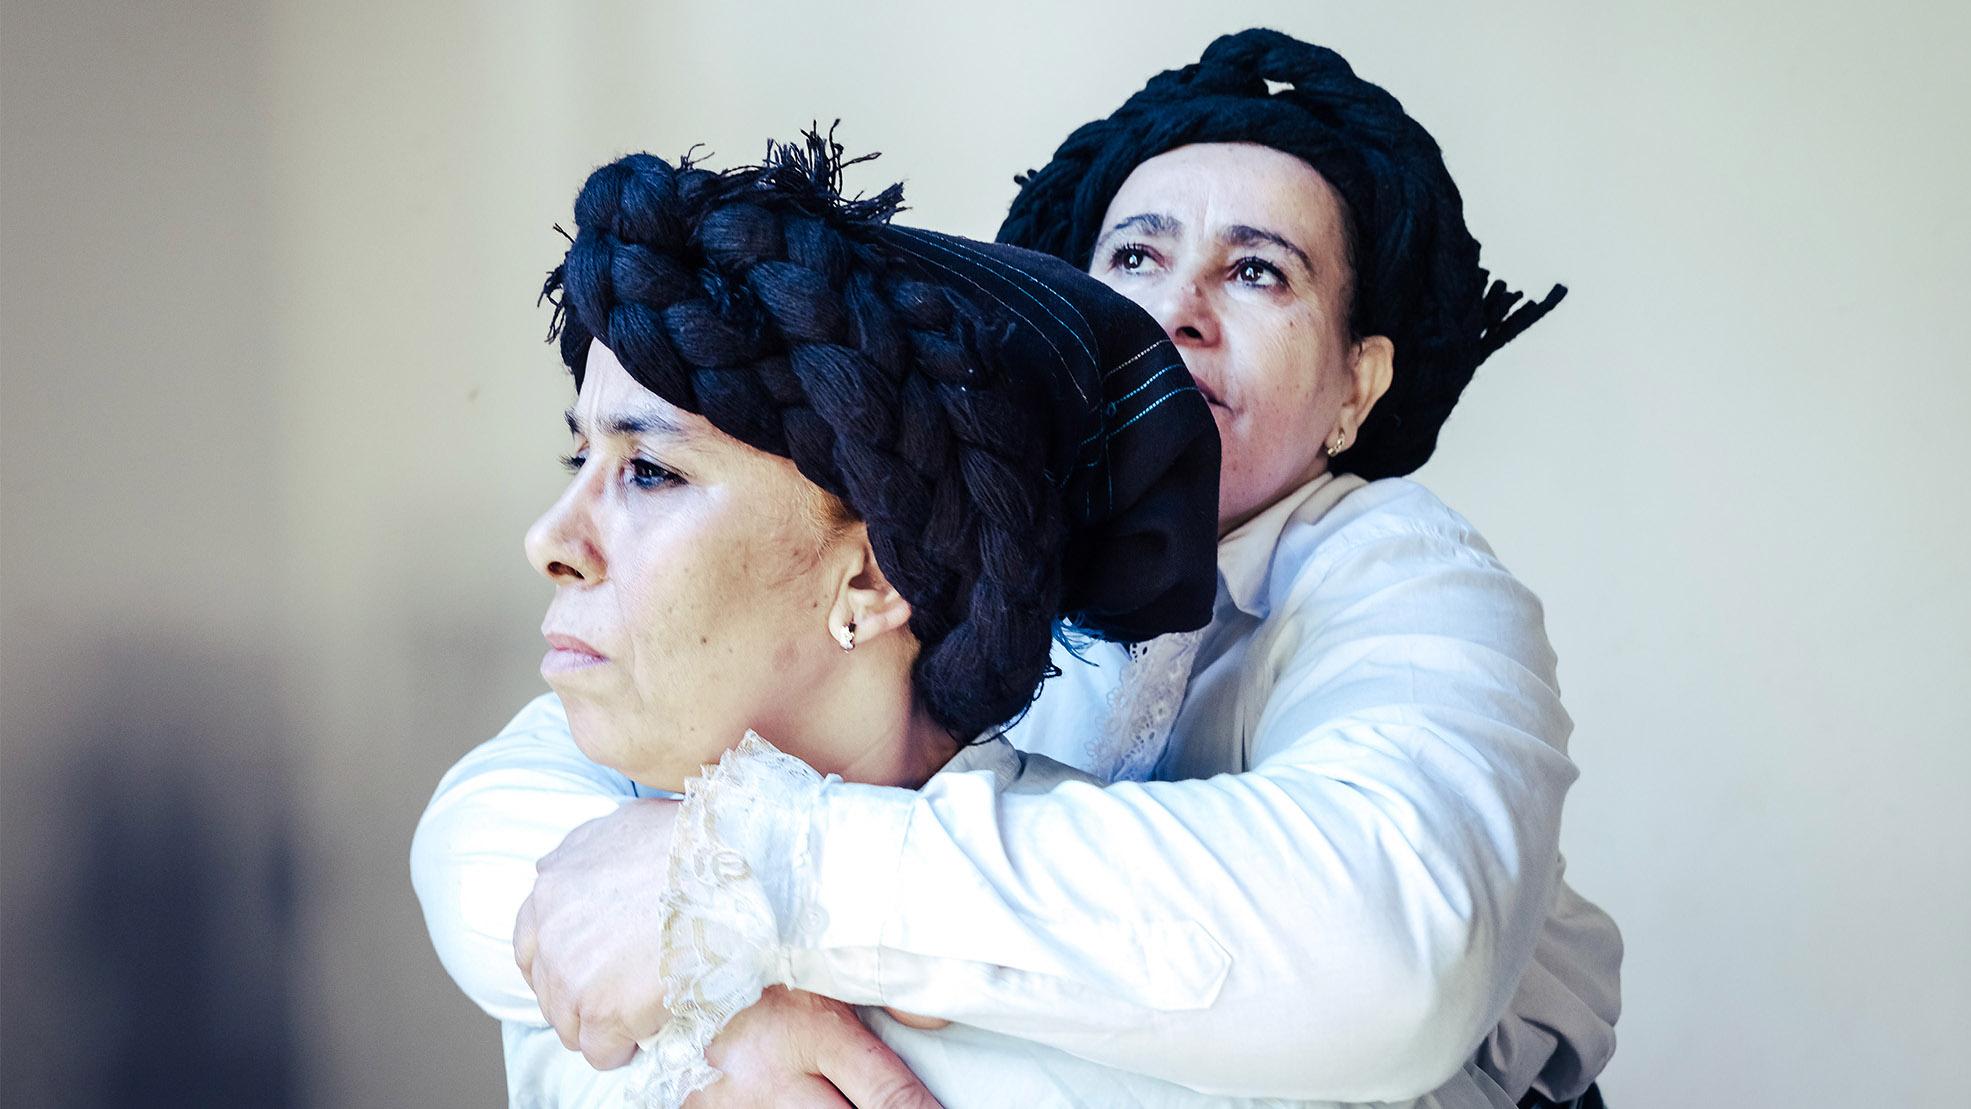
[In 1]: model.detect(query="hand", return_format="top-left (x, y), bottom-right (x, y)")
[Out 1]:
top-left (515, 797), bottom-right (680, 1069)
top-left (689, 987), bottom-right (941, 1108)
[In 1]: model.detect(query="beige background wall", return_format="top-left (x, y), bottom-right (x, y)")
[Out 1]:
top-left (4, 2), bottom-right (1967, 1105)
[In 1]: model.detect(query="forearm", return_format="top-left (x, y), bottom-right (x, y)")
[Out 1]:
top-left (782, 733), bottom-right (1569, 1101)
top-left (750, 530), bottom-right (1582, 1099)
top-left (864, 1008), bottom-right (1480, 1109)
top-left (409, 694), bottom-right (638, 1023)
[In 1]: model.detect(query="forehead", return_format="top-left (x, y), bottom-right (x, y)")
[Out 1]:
top-left (573, 341), bottom-right (706, 433)
top-left (1101, 142), bottom-right (1347, 251)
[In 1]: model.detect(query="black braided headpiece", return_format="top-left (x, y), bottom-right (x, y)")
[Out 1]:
top-left (543, 134), bottom-right (1220, 740)
top-left (998, 27), bottom-right (1566, 480)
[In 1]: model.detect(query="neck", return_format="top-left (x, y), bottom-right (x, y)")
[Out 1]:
top-left (761, 637), bottom-right (961, 789)
top-left (1218, 464), bottom-right (1334, 538)
top-left (829, 699), bottom-right (961, 788)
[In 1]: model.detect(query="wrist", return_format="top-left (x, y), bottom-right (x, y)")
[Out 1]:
top-left (637, 734), bottom-right (834, 1105)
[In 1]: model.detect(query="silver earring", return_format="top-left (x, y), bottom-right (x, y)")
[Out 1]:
top-left (836, 621), bottom-right (856, 652)
top-left (1327, 429), bottom-right (1348, 457)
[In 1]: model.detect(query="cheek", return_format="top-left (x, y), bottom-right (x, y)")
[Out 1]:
top-left (1224, 324), bottom-right (1322, 441)
top-left (605, 514), bottom-right (721, 695)
top-left (1216, 316), bottom-right (1343, 497)
top-left (1093, 268), bottom-right (1154, 311)
top-left (615, 500), bottom-right (826, 703)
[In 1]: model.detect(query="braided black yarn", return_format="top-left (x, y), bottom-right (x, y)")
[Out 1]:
top-left (998, 27), bottom-right (1566, 480)
top-left (542, 134), bottom-right (1072, 741)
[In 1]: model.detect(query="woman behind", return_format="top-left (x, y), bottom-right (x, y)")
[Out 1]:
top-left (422, 28), bottom-right (1618, 1109)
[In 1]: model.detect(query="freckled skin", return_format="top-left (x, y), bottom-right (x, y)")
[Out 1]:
top-left (525, 345), bottom-right (850, 788)
top-left (771, 638), bottom-right (800, 674)
top-left (526, 342), bottom-right (957, 793)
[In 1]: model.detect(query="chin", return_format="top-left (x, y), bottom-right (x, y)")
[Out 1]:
top-left (563, 700), bottom-right (713, 791)
top-left (561, 700), bottom-right (636, 773)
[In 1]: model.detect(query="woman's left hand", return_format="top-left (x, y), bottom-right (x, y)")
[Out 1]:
top-left (515, 797), bottom-right (681, 1068)
top-left (692, 987), bottom-right (941, 1108)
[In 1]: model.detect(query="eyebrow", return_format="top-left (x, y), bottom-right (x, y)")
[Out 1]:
top-left (1093, 212), bottom-right (1182, 255)
top-left (1093, 213), bottom-right (1317, 279)
top-left (564, 405), bottom-right (692, 441)
top-left (1220, 224), bottom-right (1315, 277)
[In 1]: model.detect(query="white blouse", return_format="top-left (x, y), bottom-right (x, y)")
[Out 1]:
top-left (411, 474), bottom-right (1620, 1106)
top-left (489, 732), bottom-right (1520, 1108)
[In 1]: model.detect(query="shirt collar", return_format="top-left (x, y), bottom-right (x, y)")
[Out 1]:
top-left (936, 731), bottom-right (1023, 787)
top-left (1215, 471), bottom-right (1366, 619)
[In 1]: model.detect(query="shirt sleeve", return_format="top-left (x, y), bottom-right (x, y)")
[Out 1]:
top-left (503, 1020), bottom-right (638, 1108)
top-left (862, 1009), bottom-right (1518, 1109)
top-left (409, 693), bottom-right (639, 1025)
top-left (748, 517), bottom-right (1583, 1102)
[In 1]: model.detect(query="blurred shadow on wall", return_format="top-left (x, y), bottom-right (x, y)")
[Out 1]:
top-left (3, 638), bottom-right (300, 1108)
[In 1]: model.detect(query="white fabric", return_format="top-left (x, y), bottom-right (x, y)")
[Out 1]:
top-left (629, 734), bottom-right (828, 1106)
top-left (455, 728), bottom-right (1516, 1108)
top-left (410, 474), bottom-right (1621, 1105)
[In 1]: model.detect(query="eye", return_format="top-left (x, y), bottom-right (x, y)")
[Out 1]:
top-left (558, 452), bottom-right (681, 491)
top-left (1106, 242), bottom-right (1162, 275)
top-left (627, 458), bottom-right (683, 490)
top-left (1231, 257), bottom-right (1287, 289)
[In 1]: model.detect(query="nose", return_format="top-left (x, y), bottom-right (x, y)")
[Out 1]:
top-left (525, 475), bottom-right (604, 585)
top-left (1149, 276), bottom-right (1220, 350)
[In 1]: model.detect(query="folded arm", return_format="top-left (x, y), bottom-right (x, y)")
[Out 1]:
top-left (740, 528), bottom-right (1579, 1100)
top-left (409, 696), bottom-right (637, 1024)
top-left (413, 520), bottom-right (1586, 1102)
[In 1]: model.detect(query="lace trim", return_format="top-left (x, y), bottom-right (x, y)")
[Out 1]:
top-left (626, 733), bottom-right (828, 1107)
top-left (1094, 629), bottom-right (1207, 782)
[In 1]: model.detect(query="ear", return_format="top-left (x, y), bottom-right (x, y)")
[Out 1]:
top-left (1339, 334), bottom-right (1395, 440)
top-left (827, 528), bottom-right (914, 649)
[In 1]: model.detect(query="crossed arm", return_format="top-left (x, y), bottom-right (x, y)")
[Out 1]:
top-left (411, 510), bottom-right (1594, 1103)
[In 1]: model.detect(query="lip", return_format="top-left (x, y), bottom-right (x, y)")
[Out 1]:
top-left (541, 631), bottom-right (608, 674)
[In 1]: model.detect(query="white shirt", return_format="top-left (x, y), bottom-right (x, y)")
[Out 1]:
top-left (474, 732), bottom-right (1519, 1108)
top-left (411, 475), bottom-right (1620, 1105)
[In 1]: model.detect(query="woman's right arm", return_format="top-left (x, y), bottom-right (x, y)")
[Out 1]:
top-left (411, 695), bottom-right (939, 1109)
top-left (409, 692), bottom-right (636, 1024)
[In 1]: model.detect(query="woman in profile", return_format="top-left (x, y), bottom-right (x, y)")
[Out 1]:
top-left (419, 28), bottom-right (1618, 1109)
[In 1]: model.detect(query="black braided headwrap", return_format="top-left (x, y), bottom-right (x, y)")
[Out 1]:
top-left (998, 27), bottom-right (1567, 480)
top-left (541, 134), bottom-right (1219, 741)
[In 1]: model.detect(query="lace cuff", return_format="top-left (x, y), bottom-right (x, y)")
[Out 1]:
top-left (626, 733), bottom-right (832, 1108)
